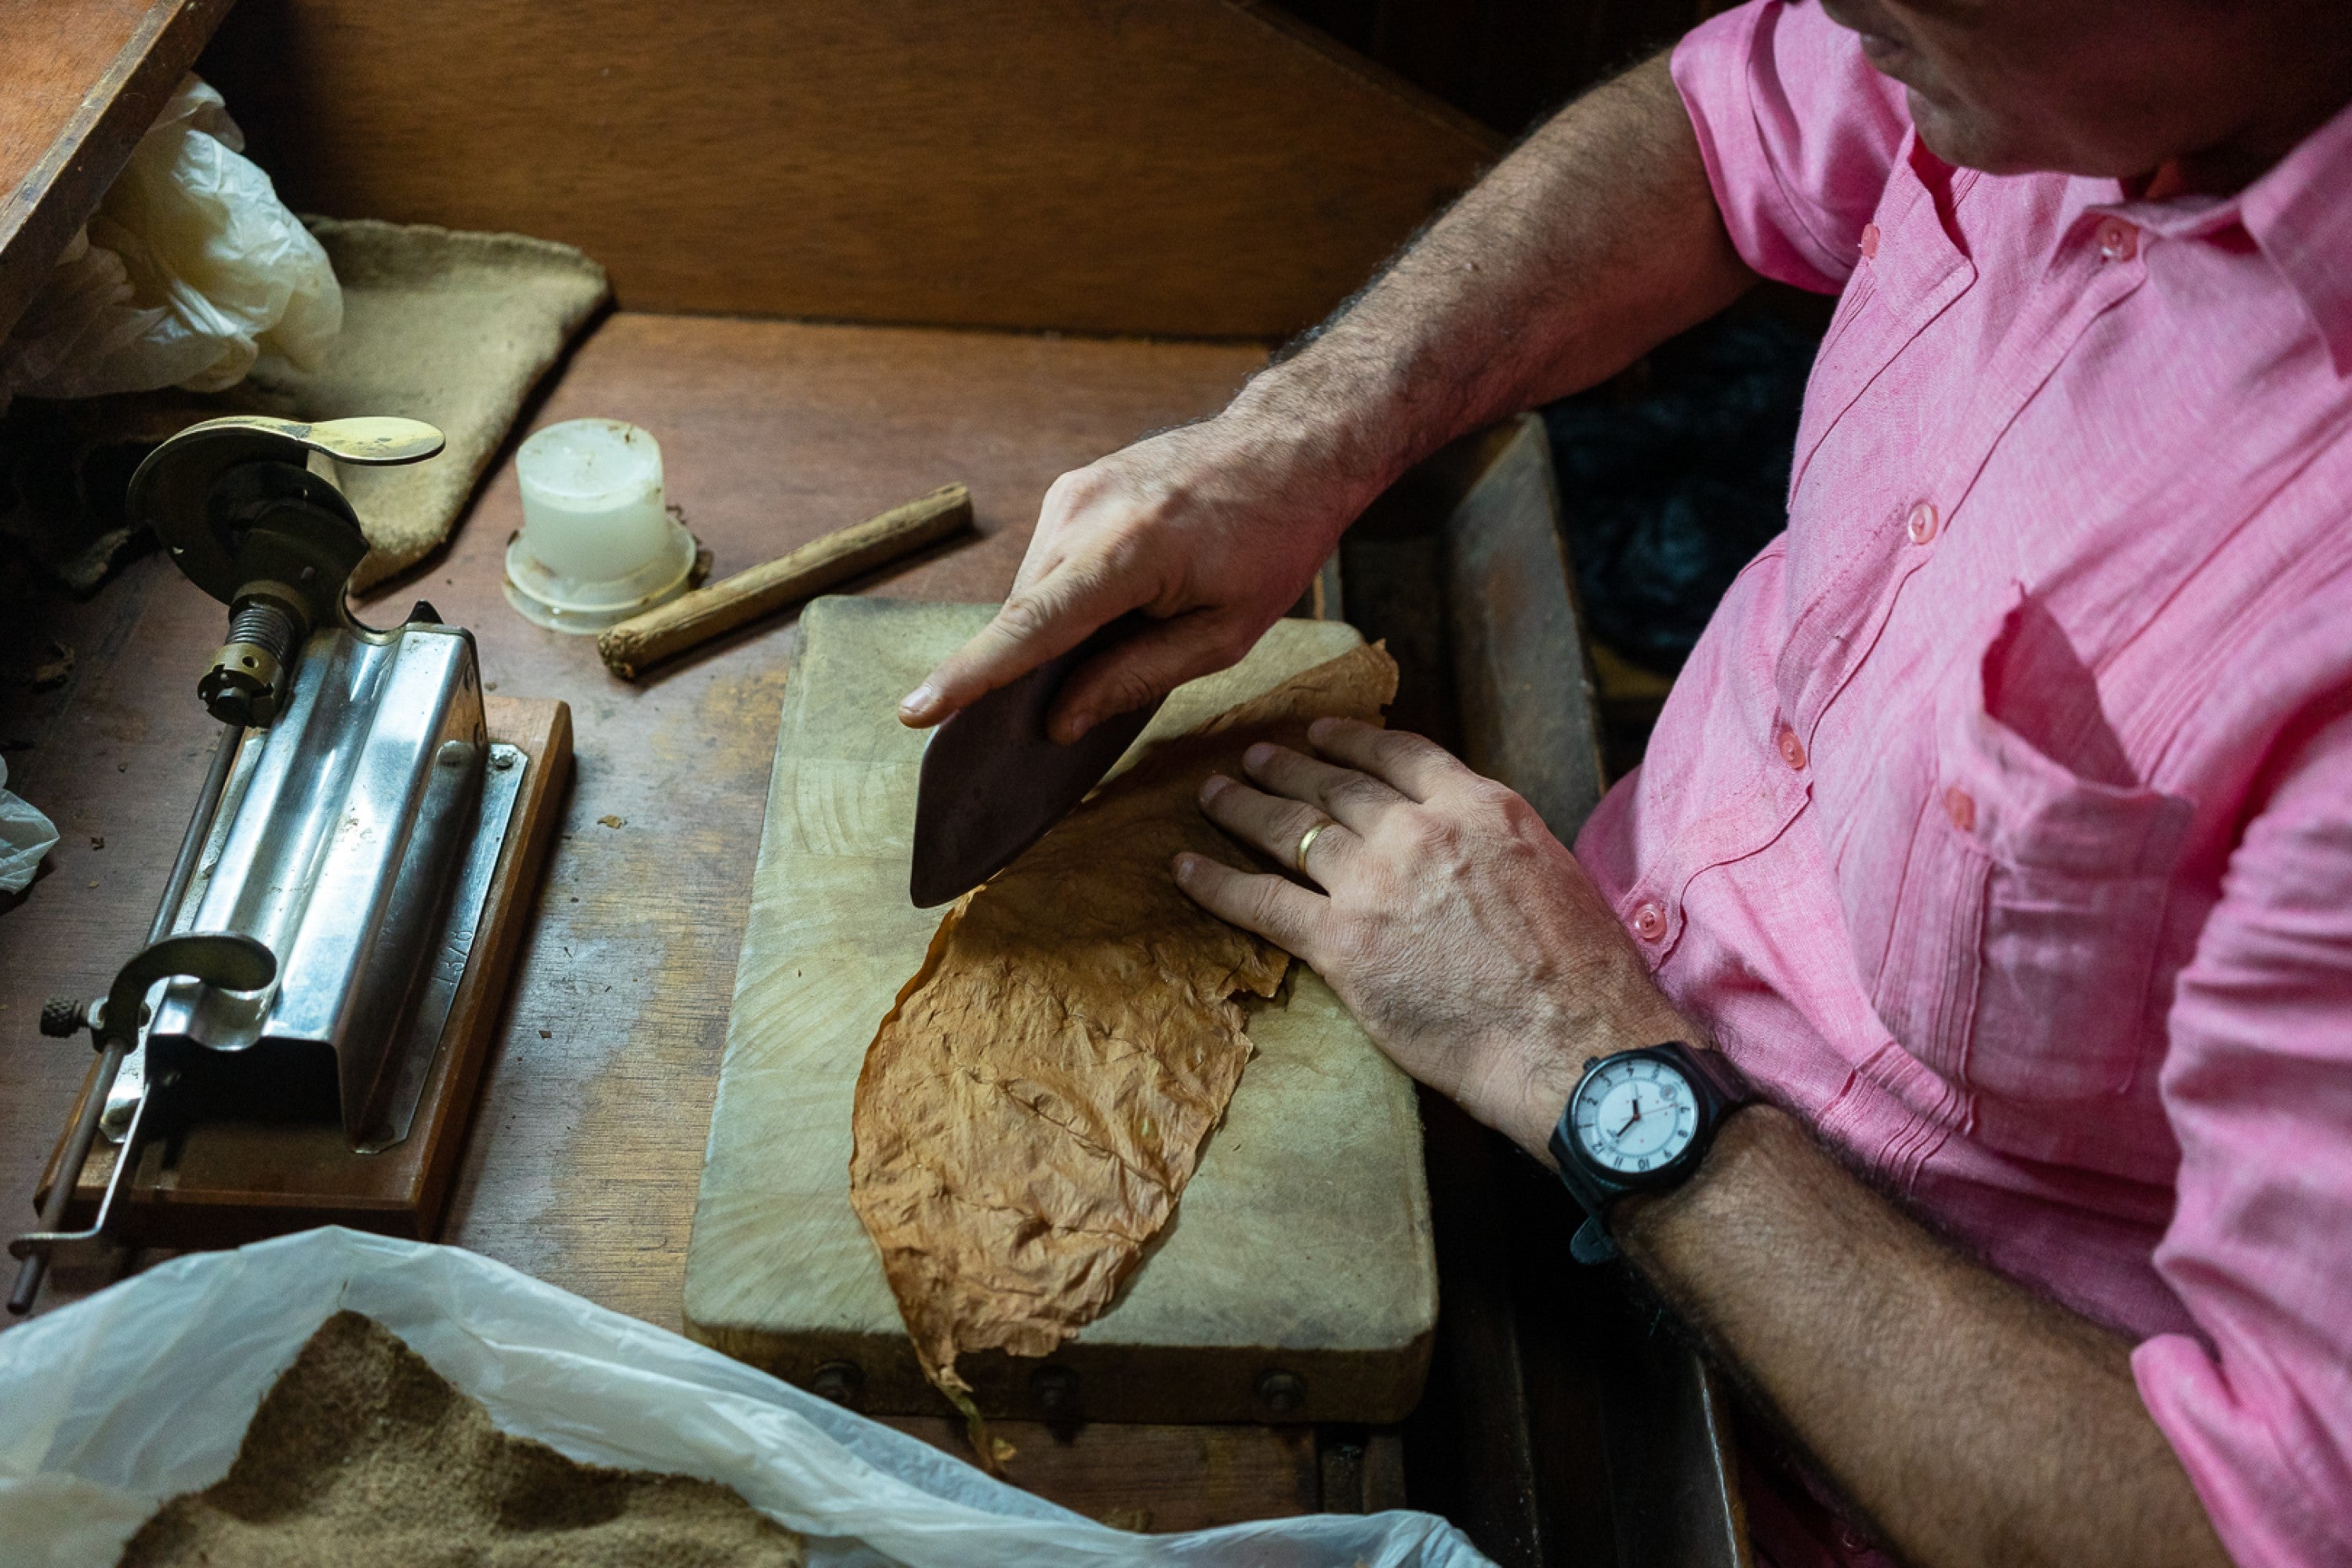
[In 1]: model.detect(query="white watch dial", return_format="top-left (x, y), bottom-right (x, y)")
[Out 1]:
top-left (1573, 1055), bottom-right (1700, 1176)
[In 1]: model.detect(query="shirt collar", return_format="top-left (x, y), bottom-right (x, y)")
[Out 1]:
top-left (2062, 95), bottom-right (2352, 376)
top-left (2237, 94), bottom-right (2352, 377)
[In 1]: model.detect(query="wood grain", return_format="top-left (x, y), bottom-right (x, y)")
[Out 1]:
top-left (31, 698), bottom-right (572, 1248)
top-left (878, 1415), bottom-right (1320, 1531)
top-left (0, 314), bottom-right (1338, 1522)
top-left (193, 0), bottom-right (1497, 337)
top-left (685, 599), bottom-right (1436, 1424)
top-left (3, 315), bottom-right (1265, 1319)
top-left (0, 0), bottom-right (233, 341)
top-left (597, 485), bottom-right (975, 680)
top-left (1443, 417), bottom-right (1607, 839)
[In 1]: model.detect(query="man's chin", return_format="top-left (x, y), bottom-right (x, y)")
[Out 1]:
top-left (1907, 90), bottom-right (2045, 176)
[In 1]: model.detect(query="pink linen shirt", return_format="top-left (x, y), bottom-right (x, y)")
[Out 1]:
top-left (1577, 4), bottom-right (2352, 1563)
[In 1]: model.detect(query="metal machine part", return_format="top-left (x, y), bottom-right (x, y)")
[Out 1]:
top-left (8, 415), bottom-right (528, 1317)
top-left (150, 619), bottom-right (495, 1144)
top-left (105, 731), bottom-right (526, 1148)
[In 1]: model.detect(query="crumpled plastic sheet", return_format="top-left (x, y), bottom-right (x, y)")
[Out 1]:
top-left (0, 74), bottom-right (340, 412)
top-left (0, 757), bottom-right (60, 895)
top-left (0, 1228), bottom-right (1492, 1568)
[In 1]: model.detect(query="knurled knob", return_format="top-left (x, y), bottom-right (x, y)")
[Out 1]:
top-left (39, 997), bottom-right (85, 1037)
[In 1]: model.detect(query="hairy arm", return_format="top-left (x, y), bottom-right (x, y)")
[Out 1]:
top-left (1175, 720), bottom-right (2230, 1568)
top-left (1620, 1109), bottom-right (2227, 1568)
top-left (902, 53), bottom-right (1754, 735)
top-left (1219, 50), bottom-right (1753, 521)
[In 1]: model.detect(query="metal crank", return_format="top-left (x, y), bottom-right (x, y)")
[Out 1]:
top-left (8, 932), bottom-right (276, 1313)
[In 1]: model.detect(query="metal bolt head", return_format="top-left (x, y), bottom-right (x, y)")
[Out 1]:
top-left (810, 1361), bottom-right (864, 1407)
top-left (1255, 1369), bottom-right (1306, 1417)
top-left (1030, 1363), bottom-right (1080, 1417)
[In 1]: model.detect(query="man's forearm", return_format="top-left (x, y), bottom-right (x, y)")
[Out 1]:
top-left (1617, 1107), bottom-right (2228, 1568)
top-left (1229, 52), bottom-right (1753, 509)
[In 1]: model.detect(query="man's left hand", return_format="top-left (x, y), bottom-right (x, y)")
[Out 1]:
top-left (1173, 716), bottom-right (1694, 1156)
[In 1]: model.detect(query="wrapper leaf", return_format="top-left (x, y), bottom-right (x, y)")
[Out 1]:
top-left (850, 642), bottom-right (1400, 1418)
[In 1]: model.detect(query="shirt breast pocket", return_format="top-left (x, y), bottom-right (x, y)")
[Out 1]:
top-left (1870, 650), bottom-right (2191, 1104)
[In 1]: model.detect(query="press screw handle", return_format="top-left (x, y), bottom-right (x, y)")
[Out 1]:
top-left (811, 1361), bottom-right (865, 1408)
top-left (39, 997), bottom-right (87, 1038)
top-left (1255, 1369), bottom-right (1306, 1417)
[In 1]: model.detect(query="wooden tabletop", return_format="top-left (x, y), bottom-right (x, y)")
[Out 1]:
top-left (0, 311), bottom-right (1343, 1526)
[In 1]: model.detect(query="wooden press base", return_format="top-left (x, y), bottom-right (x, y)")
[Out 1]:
top-left (34, 698), bottom-right (572, 1250)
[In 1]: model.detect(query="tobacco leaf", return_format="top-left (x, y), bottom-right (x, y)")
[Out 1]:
top-left (849, 641), bottom-right (1399, 1410)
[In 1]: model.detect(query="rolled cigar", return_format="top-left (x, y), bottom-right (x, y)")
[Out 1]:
top-left (597, 483), bottom-right (973, 680)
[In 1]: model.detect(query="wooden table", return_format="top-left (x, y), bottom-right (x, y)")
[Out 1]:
top-left (1, 307), bottom-right (1762, 1564)
top-left (0, 311), bottom-right (1357, 1530)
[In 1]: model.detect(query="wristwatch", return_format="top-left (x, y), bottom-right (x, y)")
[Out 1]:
top-left (1548, 1040), bottom-right (1756, 1263)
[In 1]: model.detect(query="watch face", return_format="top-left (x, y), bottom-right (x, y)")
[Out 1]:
top-left (1573, 1054), bottom-right (1700, 1178)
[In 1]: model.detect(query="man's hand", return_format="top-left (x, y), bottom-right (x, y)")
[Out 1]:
top-left (898, 417), bottom-right (1363, 743)
top-left (898, 53), bottom-right (1749, 742)
top-left (1171, 716), bottom-right (1691, 1154)
top-left (1172, 718), bottom-right (2229, 1568)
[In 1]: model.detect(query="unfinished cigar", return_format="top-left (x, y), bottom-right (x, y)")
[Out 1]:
top-left (597, 483), bottom-right (973, 679)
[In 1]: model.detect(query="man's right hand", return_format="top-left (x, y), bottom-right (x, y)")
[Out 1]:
top-left (898, 50), bottom-right (1747, 745)
top-left (897, 412), bottom-right (1364, 742)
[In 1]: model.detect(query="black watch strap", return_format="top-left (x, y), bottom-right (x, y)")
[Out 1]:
top-left (1548, 1041), bottom-right (1755, 1264)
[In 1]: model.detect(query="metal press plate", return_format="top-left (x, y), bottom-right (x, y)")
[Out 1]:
top-left (365, 740), bottom-right (527, 1150)
top-left (101, 741), bottom-right (528, 1150)
top-left (102, 731), bottom-right (267, 1138)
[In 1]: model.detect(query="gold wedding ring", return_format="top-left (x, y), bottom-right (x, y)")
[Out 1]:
top-left (1294, 818), bottom-right (1333, 877)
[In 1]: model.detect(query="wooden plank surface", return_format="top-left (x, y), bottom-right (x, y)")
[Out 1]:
top-left (0, 313), bottom-right (1335, 1520)
top-left (878, 1414), bottom-right (1319, 1531)
top-left (194, 0), bottom-right (1497, 338)
top-left (1443, 418), bottom-right (1607, 840)
top-left (2, 310), bottom-right (1266, 1321)
top-left (687, 599), bottom-right (1436, 1424)
top-left (0, 0), bottom-right (232, 340)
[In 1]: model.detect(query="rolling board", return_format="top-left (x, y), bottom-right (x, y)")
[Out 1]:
top-left (685, 597), bottom-right (1436, 1425)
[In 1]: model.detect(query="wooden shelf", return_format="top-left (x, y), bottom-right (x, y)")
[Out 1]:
top-left (0, 0), bottom-right (232, 343)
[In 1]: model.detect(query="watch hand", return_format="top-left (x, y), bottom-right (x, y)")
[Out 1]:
top-left (1613, 1098), bottom-right (1644, 1138)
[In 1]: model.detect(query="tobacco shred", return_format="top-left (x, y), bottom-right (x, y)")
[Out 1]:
top-left (850, 642), bottom-right (1400, 1415)
top-left (118, 1311), bottom-right (807, 1568)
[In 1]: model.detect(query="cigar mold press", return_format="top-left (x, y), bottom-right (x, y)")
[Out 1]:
top-left (7, 417), bottom-right (573, 1317)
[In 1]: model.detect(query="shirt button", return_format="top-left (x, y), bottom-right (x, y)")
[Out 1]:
top-left (1945, 785), bottom-right (1976, 833)
top-left (1631, 900), bottom-right (1667, 942)
top-left (1905, 499), bottom-right (1940, 544)
top-left (1776, 724), bottom-right (1808, 771)
top-left (1859, 222), bottom-right (1881, 260)
top-left (2096, 217), bottom-right (2139, 262)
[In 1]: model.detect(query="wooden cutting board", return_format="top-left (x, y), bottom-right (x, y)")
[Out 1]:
top-left (684, 597), bottom-right (1436, 1425)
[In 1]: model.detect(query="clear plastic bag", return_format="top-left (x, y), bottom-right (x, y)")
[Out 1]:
top-left (0, 757), bottom-right (59, 895)
top-left (0, 1228), bottom-right (1490, 1567)
top-left (0, 75), bottom-right (340, 411)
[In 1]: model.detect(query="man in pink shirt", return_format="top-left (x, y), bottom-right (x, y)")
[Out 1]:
top-left (900, 1), bottom-right (2352, 1563)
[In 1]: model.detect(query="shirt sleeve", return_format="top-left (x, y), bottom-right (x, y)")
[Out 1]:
top-left (1669, 0), bottom-right (1912, 295)
top-left (2134, 700), bottom-right (2352, 1568)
